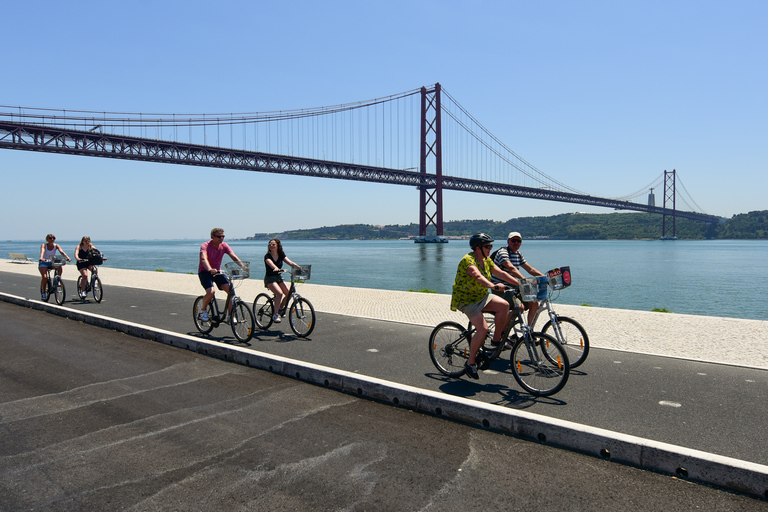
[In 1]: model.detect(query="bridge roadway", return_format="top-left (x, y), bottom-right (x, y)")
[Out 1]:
top-left (1, 264), bottom-right (767, 508)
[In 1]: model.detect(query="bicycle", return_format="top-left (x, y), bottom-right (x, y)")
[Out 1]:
top-left (252, 265), bottom-right (316, 338)
top-left (193, 261), bottom-right (255, 343)
top-left (431, 285), bottom-right (570, 397)
top-left (40, 256), bottom-right (67, 305)
top-left (76, 253), bottom-right (106, 303)
top-left (529, 267), bottom-right (590, 368)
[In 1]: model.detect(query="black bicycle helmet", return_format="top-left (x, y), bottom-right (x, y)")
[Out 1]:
top-left (469, 233), bottom-right (494, 249)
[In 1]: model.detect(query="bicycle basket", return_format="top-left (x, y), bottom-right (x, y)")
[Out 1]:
top-left (224, 261), bottom-right (250, 280)
top-left (292, 264), bottom-right (311, 281)
top-left (52, 256), bottom-right (67, 267)
top-left (546, 266), bottom-right (571, 290)
top-left (518, 276), bottom-right (548, 302)
top-left (87, 249), bottom-right (104, 266)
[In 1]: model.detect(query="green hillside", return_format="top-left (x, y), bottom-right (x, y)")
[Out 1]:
top-left (249, 210), bottom-right (767, 241)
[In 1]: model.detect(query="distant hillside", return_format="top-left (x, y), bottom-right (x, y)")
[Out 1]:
top-left (248, 210), bottom-right (768, 241)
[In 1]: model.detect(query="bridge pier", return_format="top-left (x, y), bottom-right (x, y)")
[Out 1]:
top-left (416, 83), bottom-right (447, 243)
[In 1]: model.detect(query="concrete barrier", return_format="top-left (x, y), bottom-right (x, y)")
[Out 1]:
top-left (2, 290), bottom-right (767, 500)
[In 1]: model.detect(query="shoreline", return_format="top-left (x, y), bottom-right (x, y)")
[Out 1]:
top-left (2, 260), bottom-right (768, 369)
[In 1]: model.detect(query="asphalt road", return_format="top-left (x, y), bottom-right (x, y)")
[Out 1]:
top-left (3, 302), bottom-right (767, 511)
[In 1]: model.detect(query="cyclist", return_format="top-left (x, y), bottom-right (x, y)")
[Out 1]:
top-left (38, 233), bottom-right (71, 300)
top-left (491, 231), bottom-right (544, 327)
top-left (263, 238), bottom-right (302, 323)
top-left (450, 233), bottom-right (520, 379)
top-left (74, 236), bottom-right (106, 298)
top-left (198, 228), bottom-right (243, 322)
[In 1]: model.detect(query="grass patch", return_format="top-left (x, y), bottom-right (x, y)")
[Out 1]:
top-left (409, 288), bottom-right (437, 293)
top-left (580, 303), bottom-right (593, 307)
top-left (651, 307), bottom-right (673, 313)
top-left (155, 269), bottom-right (165, 272)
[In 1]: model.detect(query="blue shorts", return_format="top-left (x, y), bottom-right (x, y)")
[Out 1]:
top-left (199, 271), bottom-right (229, 290)
top-left (39, 260), bottom-right (52, 269)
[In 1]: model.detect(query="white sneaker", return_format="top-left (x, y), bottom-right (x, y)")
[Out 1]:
top-left (199, 311), bottom-right (210, 322)
top-left (273, 313), bottom-right (281, 323)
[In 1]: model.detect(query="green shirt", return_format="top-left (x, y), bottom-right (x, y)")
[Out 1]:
top-left (450, 252), bottom-right (494, 311)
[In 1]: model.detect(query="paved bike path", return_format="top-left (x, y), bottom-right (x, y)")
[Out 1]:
top-left (1, 268), bottom-right (768, 499)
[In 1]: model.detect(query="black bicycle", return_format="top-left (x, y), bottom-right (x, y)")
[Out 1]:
top-left (40, 256), bottom-right (67, 305)
top-left (76, 252), bottom-right (106, 302)
top-left (252, 265), bottom-right (316, 337)
top-left (193, 261), bottom-right (255, 343)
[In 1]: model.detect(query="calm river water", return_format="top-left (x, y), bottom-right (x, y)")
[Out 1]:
top-left (3, 239), bottom-right (766, 321)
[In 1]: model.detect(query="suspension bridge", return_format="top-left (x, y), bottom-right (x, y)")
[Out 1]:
top-left (0, 83), bottom-right (720, 240)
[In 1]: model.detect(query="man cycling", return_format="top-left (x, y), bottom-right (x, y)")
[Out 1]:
top-left (198, 228), bottom-right (243, 322)
top-left (491, 231), bottom-right (544, 327)
top-left (450, 233), bottom-right (520, 380)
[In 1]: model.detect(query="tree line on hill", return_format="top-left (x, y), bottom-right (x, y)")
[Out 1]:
top-left (248, 210), bottom-right (768, 241)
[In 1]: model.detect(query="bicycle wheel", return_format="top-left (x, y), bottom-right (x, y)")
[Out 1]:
top-left (541, 316), bottom-right (589, 368)
top-left (510, 332), bottom-right (569, 396)
top-left (54, 276), bottom-right (66, 305)
top-left (230, 299), bottom-right (254, 342)
top-left (288, 297), bottom-right (316, 337)
top-left (92, 276), bottom-right (103, 303)
top-left (76, 276), bottom-right (86, 300)
top-left (193, 296), bottom-right (215, 334)
top-left (252, 293), bottom-right (274, 330)
top-left (429, 321), bottom-right (471, 377)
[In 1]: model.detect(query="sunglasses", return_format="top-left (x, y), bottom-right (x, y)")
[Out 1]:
top-left (482, 244), bottom-right (493, 249)
top-left (215, 234), bottom-right (225, 239)
top-left (509, 239), bottom-right (522, 243)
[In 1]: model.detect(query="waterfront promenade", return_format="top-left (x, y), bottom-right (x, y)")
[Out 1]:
top-left (4, 260), bottom-right (767, 369)
top-left (2, 260), bottom-right (768, 505)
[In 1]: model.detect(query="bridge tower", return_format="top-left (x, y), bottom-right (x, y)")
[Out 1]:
top-left (662, 169), bottom-right (677, 239)
top-left (415, 83), bottom-right (446, 243)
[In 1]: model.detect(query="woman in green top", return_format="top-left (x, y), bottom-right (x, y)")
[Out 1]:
top-left (451, 233), bottom-right (520, 380)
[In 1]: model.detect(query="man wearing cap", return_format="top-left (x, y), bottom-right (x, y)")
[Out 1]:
top-left (491, 232), bottom-right (544, 327)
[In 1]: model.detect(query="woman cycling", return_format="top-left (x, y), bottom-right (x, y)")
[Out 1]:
top-left (263, 239), bottom-right (301, 323)
top-left (38, 233), bottom-right (71, 300)
top-left (74, 236), bottom-right (104, 298)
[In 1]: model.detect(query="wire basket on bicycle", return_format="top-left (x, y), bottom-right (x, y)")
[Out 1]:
top-left (291, 264), bottom-right (311, 281)
top-left (224, 261), bottom-right (250, 280)
top-left (51, 256), bottom-right (67, 267)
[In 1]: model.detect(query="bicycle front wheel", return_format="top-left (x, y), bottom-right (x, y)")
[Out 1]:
top-left (541, 316), bottom-right (589, 368)
top-left (288, 297), bottom-right (316, 337)
top-left (510, 332), bottom-right (569, 397)
top-left (230, 300), bottom-right (255, 342)
top-left (429, 321), bottom-right (471, 377)
top-left (92, 276), bottom-right (103, 303)
top-left (54, 276), bottom-right (66, 305)
top-left (252, 293), bottom-right (274, 330)
top-left (193, 296), bottom-right (214, 334)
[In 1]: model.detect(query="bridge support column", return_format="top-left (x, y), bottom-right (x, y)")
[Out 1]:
top-left (416, 83), bottom-right (446, 243)
top-left (662, 169), bottom-right (677, 240)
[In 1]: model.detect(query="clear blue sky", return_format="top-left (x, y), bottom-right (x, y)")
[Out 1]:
top-left (2, 1), bottom-right (766, 240)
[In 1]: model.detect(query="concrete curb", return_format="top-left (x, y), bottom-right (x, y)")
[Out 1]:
top-left (3, 291), bottom-right (767, 500)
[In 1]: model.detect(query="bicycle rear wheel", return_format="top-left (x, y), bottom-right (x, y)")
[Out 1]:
top-left (92, 276), bottom-right (103, 303)
top-left (252, 293), bottom-right (274, 330)
top-left (230, 299), bottom-right (254, 342)
top-left (429, 321), bottom-right (471, 377)
top-left (510, 332), bottom-right (569, 396)
top-left (541, 316), bottom-right (589, 368)
top-left (288, 297), bottom-right (316, 337)
top-left (54, 276), bottom-right (66, 305)
top-left (193, 296), bottom-right (214, 334)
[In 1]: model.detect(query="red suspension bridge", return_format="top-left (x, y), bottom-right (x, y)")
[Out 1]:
top-left (0, 84), bottom-right (720, 240)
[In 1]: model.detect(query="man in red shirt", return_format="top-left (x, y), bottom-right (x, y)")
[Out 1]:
top-left (198, 228), bottom-right (243, 321)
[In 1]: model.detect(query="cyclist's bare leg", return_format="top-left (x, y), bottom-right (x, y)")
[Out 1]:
top-left (266, 281), bottom-right (287, 311)
top-left (527, 301), bottom-right (539, 326)
top-left (219, 282), bottom-right (233, 315)
top-left (39, 266), bottom-right (48, 291)
top-left (483, 295), bottom-right (512, 344)
top-left (201, 287), bottom-right (216, 311)
top-left (466, 311), bottom-right (490, 365)
top-left (79, 267), bottom-right (89, 293)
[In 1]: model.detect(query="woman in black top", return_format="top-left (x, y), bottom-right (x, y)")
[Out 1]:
top-left (263, 239), bottom-right (301, 323)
